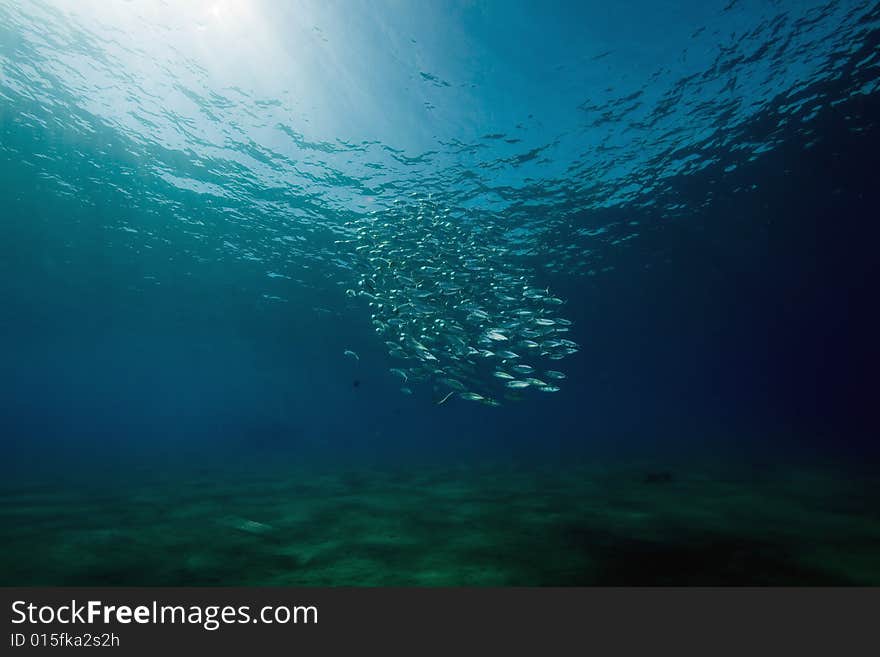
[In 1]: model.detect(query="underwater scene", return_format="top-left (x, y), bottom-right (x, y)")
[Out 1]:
top-left (1, 0), bottom-right (879, 586)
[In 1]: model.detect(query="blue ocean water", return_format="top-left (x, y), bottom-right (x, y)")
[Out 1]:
top-left (1, 1), bottom-right (878, 585)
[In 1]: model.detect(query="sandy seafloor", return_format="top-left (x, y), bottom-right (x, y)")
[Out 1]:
top-left (2, 457), bottom-right (877, 586)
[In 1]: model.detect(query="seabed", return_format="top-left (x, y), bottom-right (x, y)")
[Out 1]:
top-left (1, 460), bottom-right (878, 586)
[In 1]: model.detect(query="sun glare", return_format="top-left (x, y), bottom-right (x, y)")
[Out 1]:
top-left (204, 0), bottom-right (249, 29)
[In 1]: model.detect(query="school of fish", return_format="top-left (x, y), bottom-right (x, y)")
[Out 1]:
top-left (337, 195), bottom-right (579, 405)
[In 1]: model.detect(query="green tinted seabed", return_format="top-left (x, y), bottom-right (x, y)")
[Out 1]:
top-left (1, 462), bottom-right (877, 586)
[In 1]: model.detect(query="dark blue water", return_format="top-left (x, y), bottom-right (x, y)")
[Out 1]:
top-left (1, 3), bottom-right (879, 586)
